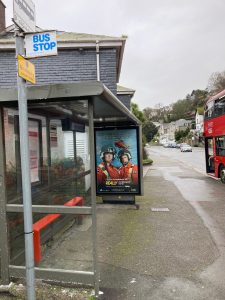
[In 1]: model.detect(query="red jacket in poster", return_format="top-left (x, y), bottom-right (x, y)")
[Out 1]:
top-left (119, 162), bottom-right (138, 185)
top-left (97, 162), bottom-right (120, 185)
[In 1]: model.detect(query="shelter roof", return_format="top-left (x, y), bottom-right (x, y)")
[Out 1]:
top-left (0, 81), bottom-right (140, 126)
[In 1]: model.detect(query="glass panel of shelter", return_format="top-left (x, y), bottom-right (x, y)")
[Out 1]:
top-left (3, 99), bottom-right (93, 267)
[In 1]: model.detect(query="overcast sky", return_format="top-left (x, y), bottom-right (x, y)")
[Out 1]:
top-left (3, 0), bottom-right (225, 109)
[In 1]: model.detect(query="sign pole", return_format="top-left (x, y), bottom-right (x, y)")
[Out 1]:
top-left (15, 27), bottom-right (36, 300)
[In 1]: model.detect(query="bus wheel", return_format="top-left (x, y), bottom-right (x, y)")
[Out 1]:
top-left (220, 165), bottom-right (225, 184)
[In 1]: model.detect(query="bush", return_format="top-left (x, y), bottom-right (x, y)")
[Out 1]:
top-left (143, 158), bottom-right (153, 165)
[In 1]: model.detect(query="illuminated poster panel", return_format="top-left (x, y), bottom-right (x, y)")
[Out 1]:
top-left (95, 127), bottom-right (140, 195)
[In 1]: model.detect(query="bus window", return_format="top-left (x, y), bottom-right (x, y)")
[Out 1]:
top-left (207, 138), bottom-right (214, 156)
top-left (214, 100), bottom-right (225, 116)
top-left (216, 136), bottom-right (225, 156)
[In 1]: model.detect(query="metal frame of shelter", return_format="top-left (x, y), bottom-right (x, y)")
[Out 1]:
top-left (0, 81), bottom-right (142, 294)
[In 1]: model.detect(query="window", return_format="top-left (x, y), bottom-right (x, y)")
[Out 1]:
top-left (205, 99), bottom-right (225, 119)
top-left (207, 138), bottom-right (214, 156)
top-left (214, 100), bottom-right (225, 116)
top-left (216, 136), bottom-right (225, 156)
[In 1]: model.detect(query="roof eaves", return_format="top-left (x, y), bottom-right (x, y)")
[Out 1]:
top-left (0, 0), bottom-right (6, 8)
top-left (117, 84), bottom-right (135, 95)
top-left (116, 38), bottom-right (126, 82)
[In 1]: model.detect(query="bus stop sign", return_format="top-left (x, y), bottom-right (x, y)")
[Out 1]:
top-left (25, 31), bottom-right (58, 58)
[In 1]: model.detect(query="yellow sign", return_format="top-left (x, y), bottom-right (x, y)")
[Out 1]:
top-left (17, 54), bottom-right (36, 84)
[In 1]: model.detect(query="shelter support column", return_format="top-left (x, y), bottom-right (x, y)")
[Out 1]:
top-left (0, 108), bottom-right (10, 284)
top-left (46, 117), bottom-right (52, 188)
top-left (88, 98), bottom-right (100, 297)
top-left (139, 124), bottom-right (143, 195)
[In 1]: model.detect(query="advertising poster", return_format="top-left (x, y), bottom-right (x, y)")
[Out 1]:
top-left (28, 120), bottom-right (40, 183)
top-left (95, 127), bottom-right (140, 195)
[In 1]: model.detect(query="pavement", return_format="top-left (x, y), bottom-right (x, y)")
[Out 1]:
top-left (39, 151), bottom-right (225, 300)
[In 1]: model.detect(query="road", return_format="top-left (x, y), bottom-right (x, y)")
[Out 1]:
top-left (146, 145), bottom-right (206, 174)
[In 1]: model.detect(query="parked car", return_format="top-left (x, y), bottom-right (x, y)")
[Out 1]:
top-left (180, 143), bottom-right (192, 152)
top-left (163, 143), bottom-right (169, 148)
top-left (166, 141), bottom-right (176, 148)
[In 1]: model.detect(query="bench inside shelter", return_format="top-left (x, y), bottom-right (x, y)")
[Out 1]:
top-left (33, 196), bottom-right (84, 264)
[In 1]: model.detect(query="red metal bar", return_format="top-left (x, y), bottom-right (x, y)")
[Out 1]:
top-left (33, 197), bottom-right (84, 264)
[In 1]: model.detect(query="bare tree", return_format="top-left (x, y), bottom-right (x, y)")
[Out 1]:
top-left (207, 71), bottom-right (225, 95)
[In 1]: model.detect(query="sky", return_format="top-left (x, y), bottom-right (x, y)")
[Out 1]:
top-left (3, 0), bottom-right (225, 109)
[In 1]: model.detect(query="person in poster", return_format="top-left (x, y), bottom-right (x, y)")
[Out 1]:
top-left (97, 144), bottom-right (120, 186)
top-left (118, 149), bottom-right (138, 185)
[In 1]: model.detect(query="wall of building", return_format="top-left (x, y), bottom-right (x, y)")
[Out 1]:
top-left (117, 94), bottom-right (131, 109)
top-left (0, 48), bottom-right (117, 94)
top-left (0, 1), bottom-right (5, 33)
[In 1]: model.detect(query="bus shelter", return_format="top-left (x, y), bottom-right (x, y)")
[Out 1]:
top-left (0, 81), bottom-right (142, 289)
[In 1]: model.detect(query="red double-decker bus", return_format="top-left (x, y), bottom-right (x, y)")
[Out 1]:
top-left (204, 89), bottom-right (225, 183)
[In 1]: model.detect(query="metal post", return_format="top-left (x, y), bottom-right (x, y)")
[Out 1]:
top-left (73, 131), bottom-right (78, 193)
top-left (88, 99), bottom-right (100, 297)
top-left (15, 28), bottom-right (36, 300)
top-left (96, 41), bottom-right (100, 81)
top-left (139, 124), bottom-right (144, 196)
top-left (46, 117), bottom-right (51, 188)
top-left (0, 108), bottom-right (10, 284)
top-left (14, 116), bottom-right (22, 194)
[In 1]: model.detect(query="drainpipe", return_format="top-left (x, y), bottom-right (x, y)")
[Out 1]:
top-left (96, 40), bottom-right (100, 81)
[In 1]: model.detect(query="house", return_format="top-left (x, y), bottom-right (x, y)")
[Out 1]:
top-left (175, 119), bottom-right (192, 131)
top-left (190, 107), bottom-right (204, 146)
top-left (117, 84), bottom-right (135, 109)
top-left (195, 107), bottom-right (204, 133)
top-left (158, 119), bottom-right (192, 143)
top-left (0, 3), bottom-right (127, 104)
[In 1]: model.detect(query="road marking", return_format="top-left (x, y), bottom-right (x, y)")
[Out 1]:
top-left (151, 208), bottom-right (170, 212)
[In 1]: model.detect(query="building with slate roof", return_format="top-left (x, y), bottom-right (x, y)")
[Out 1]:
top-left (0, 1), bottom-right (132, 107)
top-left (117, 84), bottom-right (135, 109)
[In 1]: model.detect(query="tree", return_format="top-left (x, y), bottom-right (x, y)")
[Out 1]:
top-left (207, 71), bottom-right (225, 95)
top-left (143, 121), bottom-right (158, 142)
top-left (143, 104), bottom-right (172, 123)
top-left (131, 102), bottom-right (145, 123)
top-left (190, 89), bottom-right (208, 108)
top-left (131, 102), bottom-right (148, 158)
top-left (175, 128), bottom-right (190, 142)
top-left (170, 98), bottom-right (192, 120)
